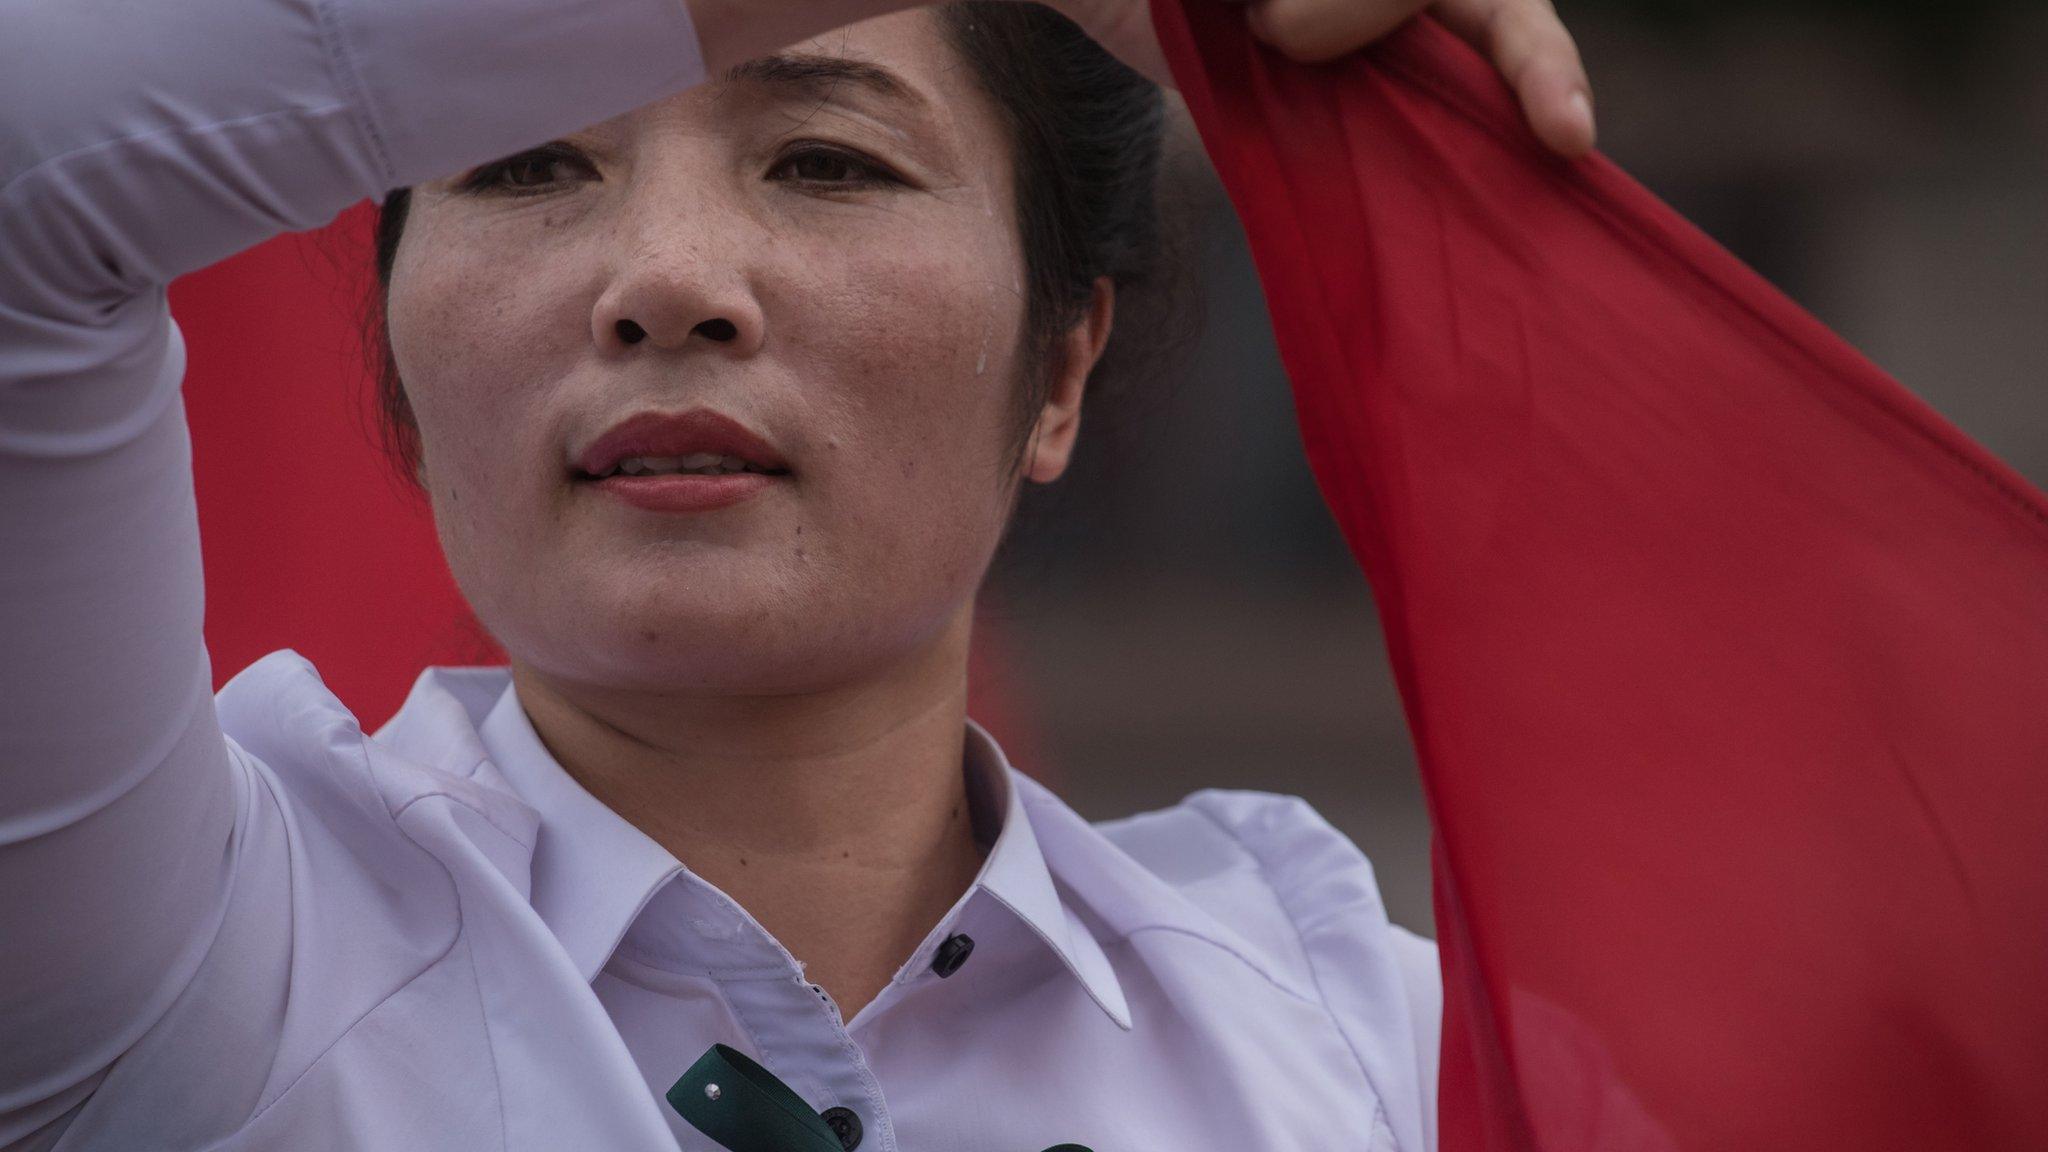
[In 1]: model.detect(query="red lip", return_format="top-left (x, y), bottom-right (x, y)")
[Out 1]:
top-left (573, 408), bottom-right (790, 478)
top-left (587, 472), bottom-right (776, 514)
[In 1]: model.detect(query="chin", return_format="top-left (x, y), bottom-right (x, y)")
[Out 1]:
top-left (474, 549), bottom-right (972, 694)
top-left (507, 595), bottom-right (876, 695)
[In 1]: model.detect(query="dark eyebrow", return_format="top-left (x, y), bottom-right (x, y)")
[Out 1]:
top-left (724, 52), bottom-right (927, 110)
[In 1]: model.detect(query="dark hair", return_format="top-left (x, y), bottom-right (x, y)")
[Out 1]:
top-left (366, 2), bottom-right (1177, 494)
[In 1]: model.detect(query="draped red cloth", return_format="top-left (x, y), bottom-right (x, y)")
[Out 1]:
top-left (172, 205), bottom-right (482, 729)
top-left (1151, 4), bottom-right (2048, 1149)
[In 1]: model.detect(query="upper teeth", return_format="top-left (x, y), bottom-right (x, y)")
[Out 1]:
top-left (605, 454), bottom-right (763, 477)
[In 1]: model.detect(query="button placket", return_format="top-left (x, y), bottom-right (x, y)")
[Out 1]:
top-left (718, 965), bottom-right (896, 1152)
top-left (633, 874), bottom-right (897, 1150)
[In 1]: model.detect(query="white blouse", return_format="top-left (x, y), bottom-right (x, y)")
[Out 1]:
top-left (0, 0), bottom-right (1440, 1149)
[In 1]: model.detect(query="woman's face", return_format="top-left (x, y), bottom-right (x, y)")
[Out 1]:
top-left (387, 11), bottom-right (1089, 695)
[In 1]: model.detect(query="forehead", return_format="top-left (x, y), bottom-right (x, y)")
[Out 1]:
top-left (681, 10), bottom-right (999, 151)
top-left (576, 9), bottom-right (1013, 196)
top-left (734, 10), bottom-right (973, 109)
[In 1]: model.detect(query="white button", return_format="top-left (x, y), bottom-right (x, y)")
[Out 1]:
top-left (704, 1083), bottom-right (722, 1101)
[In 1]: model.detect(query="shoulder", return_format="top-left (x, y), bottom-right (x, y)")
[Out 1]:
top-left (212, 649), bottom-right (540, 900)
top-left (217, 650), bottom-right (533, 828)
top-left (1091, 788), bottom-right (1391, 940)
top-left (1090, 788), bottom-right (1441, 1148)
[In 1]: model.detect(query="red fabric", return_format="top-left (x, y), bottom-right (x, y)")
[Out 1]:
top-left (1152, 5), bottom-right (2048, 1149)
top-left (173, 204), bottom-right (489, 730)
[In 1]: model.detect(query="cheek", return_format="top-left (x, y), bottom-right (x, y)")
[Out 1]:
top-left (388, 219), bottom-right (576, 434)
top-left (385, 218), bottom-right (586, 583)
top-left (788, 232), bottom-right (1026, 519)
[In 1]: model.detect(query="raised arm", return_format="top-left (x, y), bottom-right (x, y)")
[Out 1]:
top-left (0, 0), bottom-right (935, 1130)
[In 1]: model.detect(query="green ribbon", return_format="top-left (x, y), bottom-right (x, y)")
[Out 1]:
top-left (668, 1044), bottom-right (1092, 1152)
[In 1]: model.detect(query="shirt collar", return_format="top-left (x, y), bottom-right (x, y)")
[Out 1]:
top-left (476, 680), bottom-right (685, 984)
top-left (454, 672), bottom-right (1131, 1031)
top-left (897, 717), bottom-right (1132, 1030)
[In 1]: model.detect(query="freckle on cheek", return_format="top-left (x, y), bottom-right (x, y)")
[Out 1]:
top-left (640, 629), bottom-right (660, 643)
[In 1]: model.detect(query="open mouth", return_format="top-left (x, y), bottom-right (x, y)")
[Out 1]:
top-left (574, 455), bottom-right (789, 513)
top-left (578, 454), bottom-right (789, 480)
top-left (570, 408), bottom-right (793, 512)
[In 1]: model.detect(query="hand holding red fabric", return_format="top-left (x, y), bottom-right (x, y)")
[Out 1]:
top-left (1152, 3), bottom-right (2048, 1147)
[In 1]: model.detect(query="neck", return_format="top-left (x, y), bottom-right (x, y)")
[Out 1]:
top-left (508, 608), bottom-right (986, 1021)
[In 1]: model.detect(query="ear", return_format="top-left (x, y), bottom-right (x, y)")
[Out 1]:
top-left (1025, 276), bottom-right (1115, 485)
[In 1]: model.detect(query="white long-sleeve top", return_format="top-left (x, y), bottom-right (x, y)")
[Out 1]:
top-left (0, 1), bottom-right (1440, 1149)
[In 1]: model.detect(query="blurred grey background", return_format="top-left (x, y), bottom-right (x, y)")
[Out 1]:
top-left (985, 0), bottom-right (2048, 936)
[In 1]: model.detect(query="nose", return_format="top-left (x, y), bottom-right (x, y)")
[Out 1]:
top-left (590, 195), bottom-right (767, 358)
top-left (611, 316), bottom-right (737, 346)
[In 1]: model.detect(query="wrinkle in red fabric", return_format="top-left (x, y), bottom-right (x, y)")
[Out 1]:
top-left (1151, 4), bottom-right (2048, 1148)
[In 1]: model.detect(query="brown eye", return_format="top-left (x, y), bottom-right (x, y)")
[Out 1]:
top-left (771, 145), bottom-right (897, 189)
top-left (501, 154), bottom-right (563, 187)
top-left (459, 144), bottom-right (593, 196)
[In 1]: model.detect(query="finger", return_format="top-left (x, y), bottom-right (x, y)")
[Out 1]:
top-left (1235, 0), bottom-right (1435, 64)
top-left (1434, 0), bottom-right (1596, 157)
